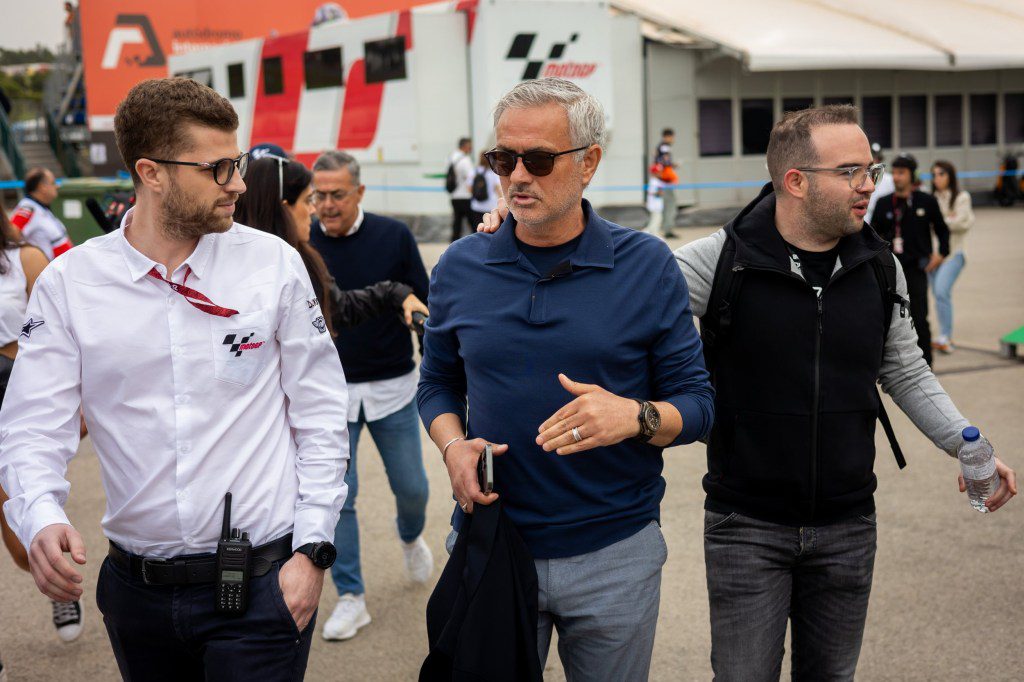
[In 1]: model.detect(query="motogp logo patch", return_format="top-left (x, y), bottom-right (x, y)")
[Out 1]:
top-left (222, 332), bottom-right (265, 357)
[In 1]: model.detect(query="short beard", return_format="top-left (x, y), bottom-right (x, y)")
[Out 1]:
top-left (508, 162), bottom-right (585, 232)
top-left (160, 175), bottom-right (235, 241)
top-left (804, 178), bottom-right (861, 241)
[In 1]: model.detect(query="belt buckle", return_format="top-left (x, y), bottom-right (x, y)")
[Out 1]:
top-left (140, 558), bottom-right (155, 585)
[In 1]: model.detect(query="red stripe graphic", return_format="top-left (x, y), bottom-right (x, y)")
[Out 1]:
top-left (249, 31), bottom-right (309, 153)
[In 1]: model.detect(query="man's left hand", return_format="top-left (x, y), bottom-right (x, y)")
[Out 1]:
top-left (278, 552), bottom-right (324, 632)
top-left (958, 456), bottom-right (1017, 512)
top-left (925, 253), bottom-right (945, 273)
top-left (536, 374), bottom-right (639, 455)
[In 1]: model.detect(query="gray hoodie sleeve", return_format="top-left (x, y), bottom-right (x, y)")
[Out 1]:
top-left (879, 254), bottom-right (970, 457)
top-left (673, 229), bottom-right (727, 317)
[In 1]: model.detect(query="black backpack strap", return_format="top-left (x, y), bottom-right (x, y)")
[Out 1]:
top-left (699, 235), bottom-right (741, 377)
top-left (869, 251), bottom-right (908, 469)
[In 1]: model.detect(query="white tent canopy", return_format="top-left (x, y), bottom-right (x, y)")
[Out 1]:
top-left (612, 0), bottom-right (1024, 71)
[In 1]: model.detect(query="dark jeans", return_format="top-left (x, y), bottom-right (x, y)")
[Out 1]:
top-left (96, 555), bottom-right (315, 681)
top-left (704, 510), bottom-right (877, 682)
top-left (902, 260), bottom-right (933, 365)
top-left (450, 198), bottom-right (474, 242)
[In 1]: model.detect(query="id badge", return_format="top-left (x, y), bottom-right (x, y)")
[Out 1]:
top-left (893, 237), bottom-right (904, 255)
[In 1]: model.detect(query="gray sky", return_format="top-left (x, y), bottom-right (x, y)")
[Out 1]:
top-left (0, 0), bottom-right (66, 52)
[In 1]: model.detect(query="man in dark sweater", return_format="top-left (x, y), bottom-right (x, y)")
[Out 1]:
top-left (309, 151), bottom-right (432, 642)
top-left (418, 78), bottom-right (714, 680)
top-left (870, 152), bottom-right (950, 365)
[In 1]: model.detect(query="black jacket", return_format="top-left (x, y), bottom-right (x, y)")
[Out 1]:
top-left (702, 186), bottom-right (894, 525)
top-left (420, 501), bottom-right (542, 682)
top-left (328, 280), bottom-right (411, 329)
top-left (870, 190), bottom-right (950, 265)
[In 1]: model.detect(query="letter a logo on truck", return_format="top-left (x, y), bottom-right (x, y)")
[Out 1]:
top-left (101, 14), bottom-right (166, 69)
top-left (505, 32), bottom-right (598, 81)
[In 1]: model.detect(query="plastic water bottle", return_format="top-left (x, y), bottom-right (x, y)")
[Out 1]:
top-left (958, 426), bottom-right (1000, 513)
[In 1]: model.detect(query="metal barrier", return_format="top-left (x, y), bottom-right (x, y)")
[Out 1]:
top-left (0, 107), bottom-right (27, 181)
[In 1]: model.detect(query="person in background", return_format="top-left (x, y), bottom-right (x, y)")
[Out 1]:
top-left (447, 138), bottom-right (475, 242)
top-left (310, 150), bottom-right (433, 642)
top-left (0, 211), bottom-right (77, 660)
top-left (929, 160), bottom-right (974, 355)
top-left (233, 156), bottom-right (427, 333)
top-left (870, 153), bottom-right (950, 366)
top-left (654, 128), bottom-right (679, 238)
top-left (11, 168), bottom-right (74, 260)
top-left (469, 151), bottom-right (501, 228)
top-left (865, 143), bottom-right (894, 224)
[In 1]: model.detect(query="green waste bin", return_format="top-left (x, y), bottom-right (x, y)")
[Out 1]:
top-left (51, 177), bottom-right (134, 245)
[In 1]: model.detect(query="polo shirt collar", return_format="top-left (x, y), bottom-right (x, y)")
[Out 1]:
top-left (118, 206), bottom-right (216, 282)
top-left (319, 206), bottom-right (364, 238)
top-left (484, 199), bottom-right (615, 270)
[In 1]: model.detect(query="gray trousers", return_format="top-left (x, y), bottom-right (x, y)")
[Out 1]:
top-left (704, 510), bottom-right (877, 682)
top-left (661, 187), bottom-right (677, 234)
top-left (446, 519), bottom-right (667, 681)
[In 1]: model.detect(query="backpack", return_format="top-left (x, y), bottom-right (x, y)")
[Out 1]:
top-left (700, 235), bottom-right (910, 469)
top-left (445, 161), bottom-right (458, 193)
top-left (471, 170), bottom-right (489, 202)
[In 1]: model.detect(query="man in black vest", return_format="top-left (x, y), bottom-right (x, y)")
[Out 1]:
top-left (870, 152), bottom-right (950, 366)
top-left (675, 106), bottom-right (1015, 680)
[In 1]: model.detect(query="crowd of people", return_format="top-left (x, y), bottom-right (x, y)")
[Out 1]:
top-left (0, 74), bottom-right (1014, 682)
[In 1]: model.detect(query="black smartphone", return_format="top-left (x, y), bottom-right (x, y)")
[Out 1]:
top-left (478, 444), bottom-right (493, 495)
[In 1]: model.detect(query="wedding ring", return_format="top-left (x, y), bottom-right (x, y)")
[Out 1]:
top-left (572, 426), bottom-right (583, 443)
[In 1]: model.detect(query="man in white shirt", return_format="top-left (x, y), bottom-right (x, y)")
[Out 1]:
top-left (0, 78), bottom-right (349, 680)
top-left (447, 137), bottom-right (475, 242)
top-left (11, 168), bottom-right (74, 260)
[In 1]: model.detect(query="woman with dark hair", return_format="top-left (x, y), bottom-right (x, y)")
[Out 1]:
top-left (929, 160), bottom-right (974, 354)
top-left (234, 156), bottom-right (427, 335)
top-left (0, 211), bottom-right (85, 657)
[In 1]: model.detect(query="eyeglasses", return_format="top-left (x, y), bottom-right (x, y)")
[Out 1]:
top-left (311, 189), bottom-right (354, 204)
top-left (484, 145), bottom-right (591, 177)
top-left (146, 152), bottom-right (249, 186)
top-left (795, 163), bottom-right (885, 190)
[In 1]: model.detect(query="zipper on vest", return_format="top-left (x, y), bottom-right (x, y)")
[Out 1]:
top-left (810, 294), bottom-right (823, 519)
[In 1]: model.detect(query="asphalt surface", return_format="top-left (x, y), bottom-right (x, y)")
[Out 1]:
top-left (1, 208), bottom-right (1022, 681)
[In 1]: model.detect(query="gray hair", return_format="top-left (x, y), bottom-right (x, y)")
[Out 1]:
top-left (312, 149), bottom-right (361, 184)
top-left (492, 78), bottom-right (606, 156)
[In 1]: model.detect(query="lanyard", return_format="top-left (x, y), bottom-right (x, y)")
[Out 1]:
top-left (891, 193), bottom-right (912, 240)
top-left (147, 266), bottom-right (239, 318)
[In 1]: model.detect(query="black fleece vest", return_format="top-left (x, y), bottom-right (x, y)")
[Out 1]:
top-left (702, 191), bottom-right (891, 525)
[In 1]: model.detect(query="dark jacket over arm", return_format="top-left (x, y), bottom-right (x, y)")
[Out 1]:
top-left (329, 280), bottom-right (411, 329)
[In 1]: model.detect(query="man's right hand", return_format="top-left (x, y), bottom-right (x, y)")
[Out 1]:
top-left (445, 438), bottom-right (506, 514)
top-left (29, 523), bottom-right (86, 602)
top-left (476, 197), bottom-right (509, 234)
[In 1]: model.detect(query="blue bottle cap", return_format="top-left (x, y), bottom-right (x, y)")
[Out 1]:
top-left (962, 426), bottom-right (980, 442)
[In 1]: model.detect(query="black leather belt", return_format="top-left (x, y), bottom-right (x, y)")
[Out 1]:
top-left (107, 534), bottom-right (293, 586)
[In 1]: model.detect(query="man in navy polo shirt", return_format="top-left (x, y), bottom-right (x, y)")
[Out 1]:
top-left (417, 78), bottom-right (714, 679)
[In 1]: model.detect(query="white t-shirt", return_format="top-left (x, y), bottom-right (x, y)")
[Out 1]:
top-left (448, 151), bottom-right (475, 200)
top-left (470, 166), bottom-right (501, 214)
top-left (0, 247), bottom-right (28, 346)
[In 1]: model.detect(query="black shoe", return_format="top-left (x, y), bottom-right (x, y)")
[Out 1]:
top-left (51, 599), bottom-right (84, 642)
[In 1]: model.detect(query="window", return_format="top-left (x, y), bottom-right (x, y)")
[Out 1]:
top-left (934, 95), bottom-right (963, 146)
top-left (861, 96), bottom-right (892, 149)
top-left (899, 95), bottom-right (927, 147)
top-left (262, 57), bottom-right (284, 95)
top-left (783, 97), bottom-right (813, 113)
top-left (699, 99), bottom-right (733, 157)
top-left (304, 47), bottom-right (344, 90)
top-left (970, 94), bottom-right (997, 145)
top-left (173, 68), bottom-right (213, 88)
top-left (1006, 93), bottom-right (1024, 144)
top-left (365, 37), bottom-right (407, 84)
top-left (823, 96), bottom-right (854, 106)
top-left (741, 99), bottom-right (773, 155)
top-left (227, 63), bottom-right (245, 99)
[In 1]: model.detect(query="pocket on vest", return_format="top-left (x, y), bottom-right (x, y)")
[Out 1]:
top-left (730, 410), bottom-right (812, 498)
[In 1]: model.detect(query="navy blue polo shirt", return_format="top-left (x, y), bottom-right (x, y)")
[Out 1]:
top-left (417, 200), bottom-right (714, 559)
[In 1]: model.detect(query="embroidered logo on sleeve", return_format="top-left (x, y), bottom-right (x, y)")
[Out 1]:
top-left (20, 318), bottom-right (45, 338)
top-left (312, 316), bottom-right (327, 334)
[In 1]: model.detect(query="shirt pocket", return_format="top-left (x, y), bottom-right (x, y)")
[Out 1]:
top-left (211, 309), bottom-right (272, 387)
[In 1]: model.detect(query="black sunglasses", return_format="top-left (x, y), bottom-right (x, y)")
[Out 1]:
top-left (484, 145), bottom-right (590, 177)
top-left (146, 152), bottom-right (250, 186)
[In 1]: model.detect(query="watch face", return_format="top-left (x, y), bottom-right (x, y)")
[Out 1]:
top-left (644, 404), bottom-right (661, 434)
top-left (313, 543), bottom-right (337, 568)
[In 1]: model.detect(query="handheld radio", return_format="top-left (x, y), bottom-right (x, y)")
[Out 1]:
top-left (215, 492), bottom-right (252, 614)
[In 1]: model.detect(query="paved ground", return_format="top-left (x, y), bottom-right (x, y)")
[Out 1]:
top-left (1, 208), bottom-right (1022, 681)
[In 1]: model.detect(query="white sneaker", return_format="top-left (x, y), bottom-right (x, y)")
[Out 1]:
top-left (51, 599), bottom-right (84, 643)
top-left (322, 593), bottom-right (371, 641)
top-left (403, 536), bottom-right (434, 584)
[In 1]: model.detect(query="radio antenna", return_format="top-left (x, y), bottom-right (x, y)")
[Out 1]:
top-left (220, 492), bottom-right (232, 542)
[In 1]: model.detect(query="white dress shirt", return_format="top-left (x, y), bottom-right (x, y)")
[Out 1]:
top-left (0, 209), bottom-right (349, 558)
